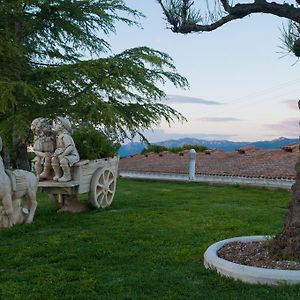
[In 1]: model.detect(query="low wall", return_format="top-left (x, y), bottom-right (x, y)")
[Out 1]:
top-left (119, 171), bottom-right (294, 190)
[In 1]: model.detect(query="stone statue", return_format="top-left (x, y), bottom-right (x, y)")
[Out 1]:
top-left (0, 136), bottom-right (38, 227)
top-left (31, 118), bottom-right (55, 180)
top-left (51, 116), bottom-right (80, 182)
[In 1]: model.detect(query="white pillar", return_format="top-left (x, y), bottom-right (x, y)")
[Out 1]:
top-left (189, 149), bottom-right (196, 181)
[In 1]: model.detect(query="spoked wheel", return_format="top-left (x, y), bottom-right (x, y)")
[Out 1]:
top-left (90, 167), bottom-right (117, 208)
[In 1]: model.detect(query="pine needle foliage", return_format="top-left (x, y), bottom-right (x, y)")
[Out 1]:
top-left (73, 125), bottom-right (120, 159)
top-left (281, 20), bottom-right (300, 57)
top-left (0, 0), bottom-right (188, 148)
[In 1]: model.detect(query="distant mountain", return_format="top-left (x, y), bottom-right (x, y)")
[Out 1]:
top-left (156, 137), bottom-right (299, 152)
top-left (251, 137), bottom-right (299, 149)
top-left (157, 137), bottom-right (299, 152)
top-left (118, 142), bottom-right (145, 157)
top-left (156, 138), bottom-right (247, 151)
top-left (118, 137), bottom-right (299, 157)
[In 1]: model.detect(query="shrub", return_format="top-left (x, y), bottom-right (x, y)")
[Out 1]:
top-left (73, 126), bottom-right (120, 160)
top-left (142, 143), bottom-right (208, 154)
top-left (170, 144), bottom-right (208, 153)
top-left (141, 144), bottom-right (168, 154)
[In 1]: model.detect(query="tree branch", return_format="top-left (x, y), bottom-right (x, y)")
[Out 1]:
top-left (30, 61), bottom-right (61, 67)
top-left (22, 2), bottom-right (27, 11)
top-left (157, 0), bottom-right (175, 26)
top-left (158, 1), bottom-right (300, 33)
top-left (71, 83), bottom-right (95, 99)
top-left (220, 0), bottom-right (231, 13)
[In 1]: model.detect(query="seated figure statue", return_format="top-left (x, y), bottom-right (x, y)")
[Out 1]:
top-left (31, 118), bottom-right (55, 180)
top-left (52, 116), bottom-right (80, 182)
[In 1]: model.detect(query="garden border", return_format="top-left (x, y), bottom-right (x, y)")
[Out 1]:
top-left (204, 235), bottom-right (300, 285)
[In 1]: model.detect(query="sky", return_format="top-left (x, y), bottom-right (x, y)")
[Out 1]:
top-left (108, 0), bottom-right (300, 142)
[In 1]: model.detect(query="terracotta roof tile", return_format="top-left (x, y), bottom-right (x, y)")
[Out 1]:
top-left (119, 149), bottom-right (299, 180)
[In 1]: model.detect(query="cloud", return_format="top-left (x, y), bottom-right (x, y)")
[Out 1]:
top-left (197, 117), bottom-right (243, 122)
top-left (165, 94), bottom-right (223, 105)
top-left (264, 118), bottom-right (299, 137)
top-left (282, 100), bottom-right (298, 110)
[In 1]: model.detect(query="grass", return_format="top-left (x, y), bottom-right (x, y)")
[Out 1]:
top-left (0, 178), bottom-right (299, 299)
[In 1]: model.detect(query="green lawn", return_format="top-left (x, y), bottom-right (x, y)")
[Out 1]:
top-left (0, 179), bottom-right (299, 299)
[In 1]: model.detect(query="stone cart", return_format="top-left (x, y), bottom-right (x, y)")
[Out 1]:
top-left (38, 156), bottom-right (119, 209)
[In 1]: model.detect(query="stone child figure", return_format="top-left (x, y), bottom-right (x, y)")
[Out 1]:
top-left (31, 118), bottom-right (55, 180)
top-left (52, 116), bottom-right (80, 182)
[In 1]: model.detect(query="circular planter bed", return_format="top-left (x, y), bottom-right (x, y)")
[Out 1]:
top-left (204, 236), bottom-right (300, 285)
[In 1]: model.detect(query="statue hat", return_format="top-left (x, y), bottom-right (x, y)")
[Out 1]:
top-left (56, 116), bottom-right (72, 133)
top-left (31, 117), bottom-right (46, 131)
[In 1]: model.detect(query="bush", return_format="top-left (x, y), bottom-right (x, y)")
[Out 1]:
top-left (141, 144), bottom-right (168, 154)
top-left (73, 126), bottom-right (120, 160)
top-left (142, 143), bottom-right (208, 154)
top-left (170, 144), bottom-right (208, 153)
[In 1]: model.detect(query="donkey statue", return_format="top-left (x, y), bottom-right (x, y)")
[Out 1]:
top-left (0, 137), bottom-right (38, 227)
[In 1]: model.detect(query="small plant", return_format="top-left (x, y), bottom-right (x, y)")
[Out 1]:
top-left (73, 126), bottom-right (120, 160)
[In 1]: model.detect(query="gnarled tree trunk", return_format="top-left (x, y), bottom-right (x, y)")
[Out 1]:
top-left (272, 155), bottom-right (300, 258)
top-left (2, 145), bottom-right (11, 169)
top-left (13, 137), bottom-right (30, 171)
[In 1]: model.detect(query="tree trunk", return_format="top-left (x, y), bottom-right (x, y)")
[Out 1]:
top-left (13, 137), bottom-right (30, 171)
top-left (271, 156), bottom-right (300, 258)
top-left (2, 145), bottom-right (11, 169)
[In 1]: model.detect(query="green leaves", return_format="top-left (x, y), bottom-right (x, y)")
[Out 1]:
top-left (0, 81), bottom-right (15, 112)
top-left (73, 125), bottom-right (120, 159)
top-left (280, 20), bottom-right (300, 57)
top-left (157, 0), bottom-right (202, 32)
top-left (25, 0), bottom-right (142, 63)
top-left (0, 1), bottom-right (188, 151)
top-left (23, 46), bottom-right (188, 141)
top-left (0, 0), bottom-right (142, 64)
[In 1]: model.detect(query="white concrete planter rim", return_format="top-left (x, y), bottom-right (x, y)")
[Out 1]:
top-left (204, 235), bottom-right (300, 285)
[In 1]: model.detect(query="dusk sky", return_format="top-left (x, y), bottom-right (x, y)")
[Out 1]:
top-left (108, 0), bottom-right (300, 142)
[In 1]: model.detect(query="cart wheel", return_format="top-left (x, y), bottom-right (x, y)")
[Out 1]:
top-left (90, 167), bottom-right (117, 208)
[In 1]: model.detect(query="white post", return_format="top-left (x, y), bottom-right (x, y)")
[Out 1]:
top-left (189, 149), bottom-right (196, 181)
